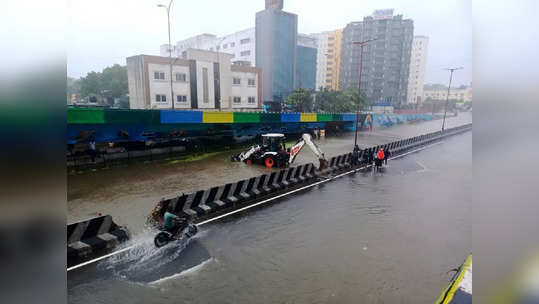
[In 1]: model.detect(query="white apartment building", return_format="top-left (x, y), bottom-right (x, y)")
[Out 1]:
top-left (407, 36), bottom-right (429, 104)
top-left (423, 84), bottom-right (472, 102)
top-left (127, 49), bottom-right (261, 110)
top-left (310, 32), bottom-right (329, 90)
top-left (160, 28), bottom-right (256, 67)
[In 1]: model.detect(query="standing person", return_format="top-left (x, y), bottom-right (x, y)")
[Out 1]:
top-left (375, 148), bottom-right (385, 171)
top-left (88, 138), bottom-right (96, 163)
top-left (352, 145), bottom-right (360, 166)
top-left (384, 148), bottom-right (391, 165)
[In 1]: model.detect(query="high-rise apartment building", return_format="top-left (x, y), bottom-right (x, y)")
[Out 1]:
top-left (296, 34), bottom-right (317, 90)
top-left (407, 36), bottom-right (428, 104)
top-left (256, 1), bottom-right (298, 102)
top-left (340, 9), bottom-right (413, 106)
top-left (310, 29), bottom-right (342, 91)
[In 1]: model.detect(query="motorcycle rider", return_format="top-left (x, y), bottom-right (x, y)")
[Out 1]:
top-left (163, 206), bottom-right (188, 236)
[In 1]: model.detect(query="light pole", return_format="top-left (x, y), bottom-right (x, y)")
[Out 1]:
top-left (214, 37), bottom-right (227, 111)
top-left (158, 0), bottom-right (175, 110)
top-left (441, 67), bottom-right (463, 131)
top-left (351, 38), bottom-right (377, 148)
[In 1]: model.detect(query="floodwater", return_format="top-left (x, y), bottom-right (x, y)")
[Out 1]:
top-left (68, 113), bottom-right (471, 303)
top-left (67, 112), bottom-right (471, 232)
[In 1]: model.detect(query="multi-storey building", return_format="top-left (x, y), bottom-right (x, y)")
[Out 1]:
top-left (340, 9), bottom-right (413, 106)
top-left (127, 49), bottom-right (261, 110)
top-left (310, 29), bottom-right (342, 91)
top-left (296, 34), bottom-right (317, 90)
top-left (423, 83), bottom-right (472, 102)
top-left (407, 36), bottom-right (429, 104)
top-left (256, 0), bottom-right (298, 102)
top-left (160, 28), bottom-right (256, 67)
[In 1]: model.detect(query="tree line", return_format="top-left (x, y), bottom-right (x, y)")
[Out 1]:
top-left (68, 64), bottom-right (128, 107)
top-left (285, 87), bottom-right (368, 112)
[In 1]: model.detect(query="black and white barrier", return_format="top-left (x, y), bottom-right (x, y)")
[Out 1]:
top-left (67, 215), bottom-right (129, 268)
top-left (152, 163), bottom-right (317, 222)
top-left (149, 124), bottom-right (471, 224)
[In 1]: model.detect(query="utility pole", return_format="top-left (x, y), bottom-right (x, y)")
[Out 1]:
top-left (351, 38), bottom-right (377, 148)
top-left (442, 67), bottom-right (463, 131)
top-left (158, 0), bottom-right (175, 110)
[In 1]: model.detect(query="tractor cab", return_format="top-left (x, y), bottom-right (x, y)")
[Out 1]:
top-left (261, 133), bottom-right (286, 152)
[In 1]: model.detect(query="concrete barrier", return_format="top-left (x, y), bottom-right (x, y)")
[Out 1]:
top-left (67, 215), bottom-right (129, 268)
top-left (148, 123), bottom-right (472, 226)
top-left (149, 162), bottom-right (320, 224)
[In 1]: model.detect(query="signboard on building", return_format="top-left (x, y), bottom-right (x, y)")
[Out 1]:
top-left (373, 9), bottom-right (394, 19)
top-left (265, 0), bottom-right (283, 10)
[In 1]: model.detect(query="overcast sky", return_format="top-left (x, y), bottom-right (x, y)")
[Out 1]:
top-left (67, 0), bottom-right (471, 86)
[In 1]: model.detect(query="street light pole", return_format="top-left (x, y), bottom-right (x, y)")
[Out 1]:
top-left (158, 0), bottom-right (175, 110)
top-left (441, 67), bottom-right (463, 131)
top-left (214, 37), bottom-right (227, 111)
top-left (352, 38), bottom-right (377, 148)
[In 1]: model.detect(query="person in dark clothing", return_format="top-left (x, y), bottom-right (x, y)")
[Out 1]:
top-left (88, 139), bottom-right (96, 163)
top-left (352, 145), bottom-right (360, 165)
top-left (384, 148), bottom-right (391, 165)
top-left (163, 205), bottom-right (188, 236)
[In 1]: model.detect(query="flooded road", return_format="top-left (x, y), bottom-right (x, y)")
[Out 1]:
top-left (68, 114), bottom-right (471, 303)
top-left (68, 113), bottom-right (471, 233)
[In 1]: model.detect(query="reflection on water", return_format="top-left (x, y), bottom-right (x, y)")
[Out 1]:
top-left (68, 129), bottom-right (471, 303)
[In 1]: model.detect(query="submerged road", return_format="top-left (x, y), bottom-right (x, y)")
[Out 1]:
top-left (68, 124), bottom-right (471, 303)
top-left (68, 112), bottom-right (471, 233)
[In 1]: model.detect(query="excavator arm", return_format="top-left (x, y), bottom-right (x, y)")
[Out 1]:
top-left (288, 133), bottom-right (328, 169)
top-left (235, 145), bottom-right (261, 162)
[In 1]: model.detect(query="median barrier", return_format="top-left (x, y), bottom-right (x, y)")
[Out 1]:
top-left (149, 124), bottom-right (473, 224)
top-left (67, 215), bottom-right (129, 268)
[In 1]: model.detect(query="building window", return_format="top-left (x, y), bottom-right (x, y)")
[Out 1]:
top-left (233, 96), bottom-right (241, 104)
top-left (175, 73), bottom-right (187, 82)
top-left (328, 37), bottom-right (335, 41)
top-left (240, 38), bottom-right (250, 44)
top-left (248, 97), bottom-right (256, 104)
top-left (176, 95), bottom-right (187, 102)
top-left (240, 50), bottom-right (251, 56)
top-left (202, 67), bottom-right (209, 103)
top-left (233, 77), bottom-right (241, 85)
top-left (216, 46), bottom-right (220, 50)
top-left (156, 94), bottom-right (167, 102)
top-left (223, 44), bottom-right (228, 49)
top-left (154, 71), bottom-right (165, 80)
top-left (231, 42), bottom-right (235, 47)
top-left (248, 78), bottom-right (255, 86)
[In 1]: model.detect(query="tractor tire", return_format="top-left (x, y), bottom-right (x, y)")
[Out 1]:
top-left (264, 156), bottom-right (275, 168)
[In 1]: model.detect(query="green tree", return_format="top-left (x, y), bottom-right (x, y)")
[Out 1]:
top-left (314, 87), bottom-right (367, 112)
top-left (76, 64), bottom-right (128, 105)
top-left (314, 88), bottom-right (336, 112)
top-left (285, 88), bottom-right (314, 112)
top-left (100, 64), bottom-right (128, 98)
top-left (79, 71), bottom-right (102, 98)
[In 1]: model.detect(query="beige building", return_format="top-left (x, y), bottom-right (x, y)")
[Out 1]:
top-left (407, 36), bottom-right (429, 104)
top-left (310, 29), bottom-right (342, 91)
top-left (423, 83), bottom-right (472, 102)
top-left (127, 49), bottom-right (261, 110)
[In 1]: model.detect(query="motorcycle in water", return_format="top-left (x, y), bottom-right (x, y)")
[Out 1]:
top-left (154, 222), bottom-right (198, 248)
